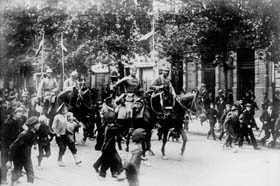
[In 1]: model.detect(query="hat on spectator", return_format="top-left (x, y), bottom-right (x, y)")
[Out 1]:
top-left (226, 103), bottom-right (231, 107)
top-left (245, 103), bottom-right (252, 107)
top-left (25, 116), bottom-right (39, 127)
top-left (12, 107), bottom-right (25, 115)
top-left (38, 115), bottom-right (48, 123)
top-left (8, 91), bottom-right (16, 101)
top-left (231, 105), bottom-right (238, 111)
top-left (103, 110), bottom-right (116, 123)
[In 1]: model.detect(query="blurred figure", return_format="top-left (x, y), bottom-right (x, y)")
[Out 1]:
top-left (206, 103), bottom-right (219, 140)
top-left (9, 116), bottom-right (41, 186)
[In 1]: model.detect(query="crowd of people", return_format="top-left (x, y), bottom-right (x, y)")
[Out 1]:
top-left (205, 89), bottom-right (280, 152)
top-left (0, 66), bottom-right (151, 185)
top-left (0, 65), bottom-right (280, 186)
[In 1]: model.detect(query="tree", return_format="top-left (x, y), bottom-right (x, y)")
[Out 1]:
top-left (0, 0), bottom-right (152, 88)
top-left (157, 0), bottom-right (280, 92)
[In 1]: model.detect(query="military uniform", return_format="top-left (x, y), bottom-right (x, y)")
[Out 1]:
top-left (63, 78), bottom-right (80, 90)
top-left (37, 72), bottom-right (59, 115)
top-left (150, 76), bottom-right (176, 96)
top-left (37, 77), bottom-right (59, 98)
top-left (114, 75), bottom-right (142, 119)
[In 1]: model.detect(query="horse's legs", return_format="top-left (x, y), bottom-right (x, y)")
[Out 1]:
top-left (125, 119), bottom-right (132, 152)
top-left (180, 128), bottom-right (188, 156)
top-left (126, 130), bottom-right (131, 152)
top-left (161, 128), bottom-right (169, 158)
top-left (88, 119), bottom-right (95, 139)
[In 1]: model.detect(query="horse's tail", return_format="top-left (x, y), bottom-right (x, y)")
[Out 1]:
top-left (125, 162), bottom-right (139, 186)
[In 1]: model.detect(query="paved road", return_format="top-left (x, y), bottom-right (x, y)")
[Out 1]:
top-left (5, 125), bottom-right (279, 186)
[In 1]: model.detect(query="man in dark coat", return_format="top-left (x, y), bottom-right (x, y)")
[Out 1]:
top-left (9, 116), bottom-right (40, 186)
top-left (217, 96), bottom-right (226, 131)
top-left (260, 104), bottom-right (276, 146)
top-left (206, 103), bottom-right (219, 140)
top-left (239, 103), bottom-right (259, 149)
top-left (0, 107), bottom-right (25, 184)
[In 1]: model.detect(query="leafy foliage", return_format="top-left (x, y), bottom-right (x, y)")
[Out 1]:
top-left (0, 0), bottom-right (151, 77)
top-left (158, 0), bottom-right (280, 65)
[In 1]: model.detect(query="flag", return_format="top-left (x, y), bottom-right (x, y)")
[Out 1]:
top-left (61, 38), bottom-right (67, 52)
top-left (138, 30), bottom-right (155, 41)
top-left (35, 38), bottom-right (44, 56)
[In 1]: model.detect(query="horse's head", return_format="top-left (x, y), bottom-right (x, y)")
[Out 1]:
top-left (175, 92), bottom-right (204, 115)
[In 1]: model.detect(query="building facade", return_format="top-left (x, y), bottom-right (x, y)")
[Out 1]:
top-left (183, 49), bottom-right (274, 116)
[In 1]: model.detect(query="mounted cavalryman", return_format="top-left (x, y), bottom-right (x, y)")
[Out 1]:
top-left (150, 65), bottom-right (176, 100)
top-left (37, 68), bottom-right (59, 115)
top-left (63, 70), bottom-right (80, 91)
top-left (112, 65), bottom-right (143, 119)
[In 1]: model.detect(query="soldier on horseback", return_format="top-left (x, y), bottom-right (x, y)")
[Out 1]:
top-left (112, 65), bottom-right (146, 152)
top-left (150, 66), bottom-right (176, 141)
top-left (63, 70), bottom-right (80, 91)
top-left (37, 68), bottom-right (59, 115)
top-left (113, 65), bottom-right (142, 118)
top-left (150, 65), bottom-right (176, 99)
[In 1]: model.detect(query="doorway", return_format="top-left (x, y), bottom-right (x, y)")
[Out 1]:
top-left (237, 49), bottom-right (255, 99)
top-left (204, 68), bottom-right (216, 102)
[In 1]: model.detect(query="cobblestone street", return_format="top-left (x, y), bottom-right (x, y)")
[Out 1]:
top-left (5, 119), bottom-right (279, 186)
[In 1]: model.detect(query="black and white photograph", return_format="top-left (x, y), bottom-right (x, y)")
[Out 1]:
top-left (0, 0), bottom-right (279, 186)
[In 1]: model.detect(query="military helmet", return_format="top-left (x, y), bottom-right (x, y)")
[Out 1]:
top-left (70, 71), bottom-right (78, 77)
top-left (231, 104), bottom-right (238, 111)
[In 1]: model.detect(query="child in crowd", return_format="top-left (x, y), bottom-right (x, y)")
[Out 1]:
top-left (36, 115), bottom-right (51, 166)
top-left (66, 112), bottom-right (82, 165)
top-left (122, 128), bottom-right (146, 186)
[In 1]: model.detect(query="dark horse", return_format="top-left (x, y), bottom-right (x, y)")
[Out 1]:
top-left (57, 87), bottom-right (100, 143)
top-left (149, 90), bottom-right (203, 160)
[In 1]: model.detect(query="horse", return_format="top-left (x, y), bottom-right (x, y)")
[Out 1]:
top-left (126, 91), bottom-right (158, 158)
top-left (149, 90), bottom-right (203, 160)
